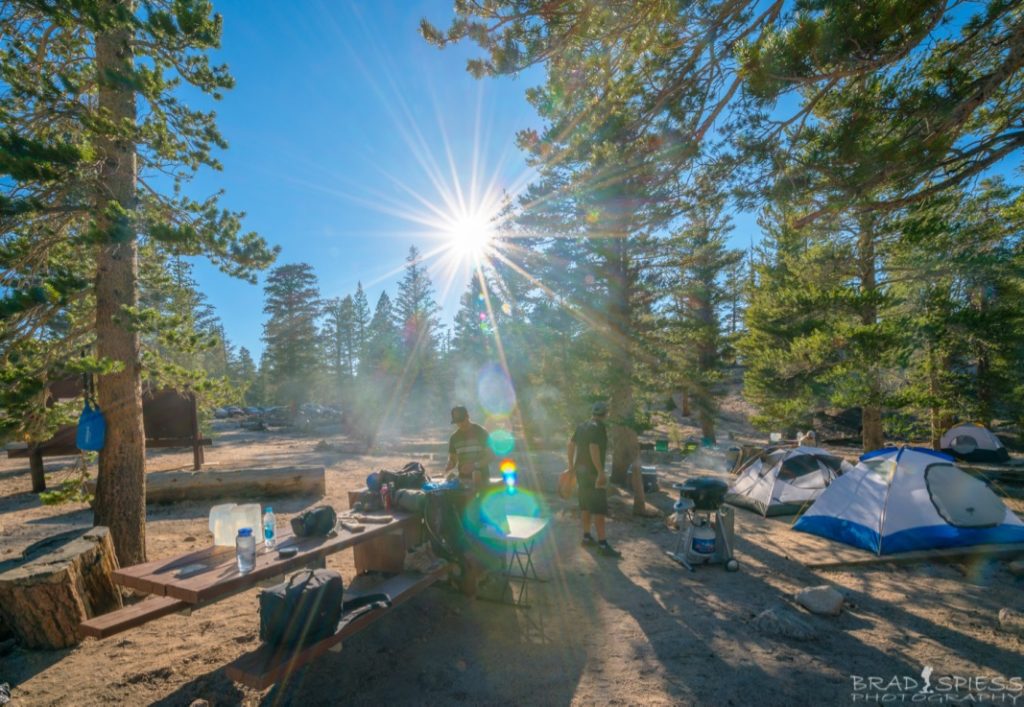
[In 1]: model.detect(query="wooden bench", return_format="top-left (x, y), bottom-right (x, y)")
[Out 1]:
top-left (224, 565), bottom-right (449, 689)
top-left (80, 595), bottom-right (190, 639)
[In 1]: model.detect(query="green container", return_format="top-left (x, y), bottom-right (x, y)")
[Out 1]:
top-left (655, 439), bottom-right (669, 453)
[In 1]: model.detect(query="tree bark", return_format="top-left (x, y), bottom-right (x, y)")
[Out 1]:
top-left (858, 214), bottom-right (885, 452)
top-left (92, 3), bottom-right (147, 566)
top-left (0, 527), bottom-right (122, 649)
top-left (606, 229), bottom-right (636, 485)
top-left (29, 448), bottom-right (45, 493)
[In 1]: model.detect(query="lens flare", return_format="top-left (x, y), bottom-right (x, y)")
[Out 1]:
top-left (489, 429), bottom-right (515, 455)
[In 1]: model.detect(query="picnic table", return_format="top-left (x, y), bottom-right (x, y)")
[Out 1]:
top-left (80, 508), bottom-right (449, 689)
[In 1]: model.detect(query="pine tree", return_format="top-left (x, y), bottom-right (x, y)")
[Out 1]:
top-left (353, 282), bottom-right (371, 365)
top-left (662, 188), bottom-right (743, 443)
top-left (395, 246), bottom-right (441, 360)
top-left (394, 247), bottom-right (443, 425)
top-left (0, 1), bottom-right (276, 562)
top-left (262, 264), bottom-right (322, 406)
top-left (362, 291), bottom-right (400, 376)
top-left (322, 295), bottom-right (357, 401)
top-left (234, 346), bottom-right (258, 404)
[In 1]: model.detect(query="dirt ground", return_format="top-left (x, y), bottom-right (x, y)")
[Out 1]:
top-left (2, 414), bottom-right (1023, 707)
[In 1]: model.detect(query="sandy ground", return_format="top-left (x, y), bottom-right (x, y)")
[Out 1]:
top-left (2, 414), bottom-right (1023, 707)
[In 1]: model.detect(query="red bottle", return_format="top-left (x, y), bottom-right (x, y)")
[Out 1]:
top-left (381, 484), bottom-right (392, 511)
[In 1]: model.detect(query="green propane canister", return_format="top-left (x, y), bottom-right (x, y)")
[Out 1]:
top-left (690, 524), bottom-right (716, 557)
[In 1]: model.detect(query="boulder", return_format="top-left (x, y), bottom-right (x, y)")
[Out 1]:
top-left (753, 605), bottom-right (817, 641)
top-left (795, 585), bottom-right (844, 616)
top-left (1008, 558), bottom-right (1024, 577)
top-left (998, 608), bottom-right (1024, 636)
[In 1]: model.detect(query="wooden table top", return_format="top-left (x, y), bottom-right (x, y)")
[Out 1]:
top-left (112, 511), bottom-right (415, 604)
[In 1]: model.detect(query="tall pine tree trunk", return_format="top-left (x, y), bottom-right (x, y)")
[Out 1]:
top-left (607, 228), bottom-right (636, 485)
top-left (92, 3), bottom-right (148, 566)
top-left (696, 277), bottom-right (718, 444)
top-left (927, 344), bottom-right (943, 449)
top-left (858, 215), bottom-right (884, 452)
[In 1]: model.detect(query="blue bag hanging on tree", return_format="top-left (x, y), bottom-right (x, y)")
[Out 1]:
top-left (76, 399), bottom-right (106, 452)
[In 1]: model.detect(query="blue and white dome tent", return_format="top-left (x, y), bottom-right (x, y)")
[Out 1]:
top-left (793, 446), bottom-right (1024, 555)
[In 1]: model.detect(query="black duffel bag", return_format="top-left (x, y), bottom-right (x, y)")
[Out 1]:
top-left (290, 505), bottom-right (337, 537)
top-left (259, 569), bottom-right (392, 649)
top-left (379, 461), bottom-right (429, 490)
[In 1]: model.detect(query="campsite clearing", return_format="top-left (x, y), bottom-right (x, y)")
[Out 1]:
top-left (1, 422), bottom-right (1023, 706)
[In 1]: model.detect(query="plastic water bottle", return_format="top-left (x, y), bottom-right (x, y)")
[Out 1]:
top-left (263, 506), bottom-right (276, 549)
top-left (236, 527), bottom-right (255, 574)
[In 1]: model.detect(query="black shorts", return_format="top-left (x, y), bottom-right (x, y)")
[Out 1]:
top-left (576, 467), bottom-right (608, 515)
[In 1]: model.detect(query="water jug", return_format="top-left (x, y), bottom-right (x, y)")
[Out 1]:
top-left (76, 400), bottom-right (106, 452)
top-left (210, 503), bottom-right (237, 546)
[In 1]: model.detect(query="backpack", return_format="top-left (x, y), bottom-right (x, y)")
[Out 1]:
top-left (379, 461), bottom-right (430, 490)
top-left (422, 488), bottom-right (466, 561)
top-left (259, 569), bottom-right (391, 649)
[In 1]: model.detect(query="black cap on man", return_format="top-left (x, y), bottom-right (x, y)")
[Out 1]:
top-left (451, 405), bottom-right (469, 424)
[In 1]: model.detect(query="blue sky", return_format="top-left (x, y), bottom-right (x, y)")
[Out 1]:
top-left (190, 2), bottom-right (767, 360)
top-left (190, 1), bottom-right (545, 358)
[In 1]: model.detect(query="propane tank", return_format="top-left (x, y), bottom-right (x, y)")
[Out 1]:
top-left (689, 522), bottom-right (716, 558)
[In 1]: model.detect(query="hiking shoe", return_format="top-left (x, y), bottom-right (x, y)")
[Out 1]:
top-left (581, 534), bottom-right (596, 547)
top-left (598, 543), bottom-right (622, 558)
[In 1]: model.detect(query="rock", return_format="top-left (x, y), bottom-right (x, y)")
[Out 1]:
top-left (998, 608), bottom-right (1024, 636)
top-left (189, 700), bottom-right (210, 707)
top-left (795, 586), bottom-right (844, 616)
top-left (183, 536), bottom-right (196, 543)
top-left (1008, 558), bottom-right (1024, 577)
top-left (753, 605), bottom-right (817, 641)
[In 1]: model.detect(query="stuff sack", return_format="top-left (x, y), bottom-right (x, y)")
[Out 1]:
top-left (394, 488), bottom-right (427, 514)
top-left (290, 505), bottom-right (337, 537)
top-left (76, 400), bottom-right (106, 452)
top-left (379, 461), bottom-right (430, 490)
top-left (259, 569), bottom-right (393, 649)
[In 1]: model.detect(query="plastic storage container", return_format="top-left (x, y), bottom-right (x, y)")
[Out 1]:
top-left (210, 503), bottom-right (264, 546)
top-left (210, 503), bottom-right (237, 546)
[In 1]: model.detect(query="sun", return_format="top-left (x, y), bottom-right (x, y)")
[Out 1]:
top-left (446, 212), bottom-right (496, 261)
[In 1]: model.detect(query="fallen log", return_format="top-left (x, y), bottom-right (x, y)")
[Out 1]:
top-left (85, 466), bottom-right (326, 504)
top-left (0, 527), bottom-right (122, 649)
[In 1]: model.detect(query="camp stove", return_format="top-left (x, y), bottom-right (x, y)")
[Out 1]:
top-left (667, 477), bottom-right (739, 572)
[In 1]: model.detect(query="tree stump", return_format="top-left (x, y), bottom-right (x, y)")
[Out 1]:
top-left (0, 527), bottom-right (123, 649)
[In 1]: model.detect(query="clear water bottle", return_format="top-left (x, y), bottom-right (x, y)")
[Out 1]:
top-left (263, 506), bottom-right (276, 549)
top-left (236, 527), bottom-right (255, 574)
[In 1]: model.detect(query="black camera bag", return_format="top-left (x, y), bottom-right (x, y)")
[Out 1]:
top-left (259, 568), bottom-right (392, 649)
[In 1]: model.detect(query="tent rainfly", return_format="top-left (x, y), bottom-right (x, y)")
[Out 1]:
top-left (794, 447), bottom-right (1024, 555)
top-left (940, 423), bottom-right (1009, 463)
top-left (726, 446), bottom-right (853, 517)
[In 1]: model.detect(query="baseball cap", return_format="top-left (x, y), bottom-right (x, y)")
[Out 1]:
top-left (591, 401), bottom-right (609, 417)
top-left (450, 406), bottom-right (469, 424)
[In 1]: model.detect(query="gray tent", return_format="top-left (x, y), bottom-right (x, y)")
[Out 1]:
top-left (727, 446), bottom-right (853, 517)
